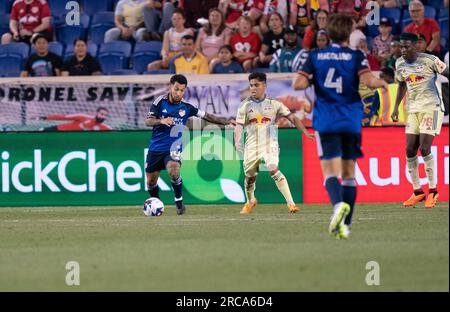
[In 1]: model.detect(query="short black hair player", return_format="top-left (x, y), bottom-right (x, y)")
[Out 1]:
top-left (145, 74), bottom-right (235, 214)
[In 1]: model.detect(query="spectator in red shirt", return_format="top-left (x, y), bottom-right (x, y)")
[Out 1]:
top-left (38, 107), bottom-right (112, 132)
top-left (1, 0), bottom-right (52, 45)
top-left (230, 16), bottom-right (261, 72)
top-left (403, 0), bottom-right (441, 55)
top-left (358, 37), bottom-right (380, 71)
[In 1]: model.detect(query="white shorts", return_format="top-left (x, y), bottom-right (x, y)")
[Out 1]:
top-left (243, 145), bottom-right (279, 177)
top-left (406, 111), bottom-right (444, 136)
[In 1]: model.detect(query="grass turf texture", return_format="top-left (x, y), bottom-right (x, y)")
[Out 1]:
top-left (0, 203), bottom-right (448, 291)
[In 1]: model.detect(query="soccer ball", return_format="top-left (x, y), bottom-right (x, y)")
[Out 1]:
top-left (143, 197), bottom-right (165, 217)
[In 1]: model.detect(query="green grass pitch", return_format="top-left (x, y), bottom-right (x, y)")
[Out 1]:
top-left (0, 203), bottom-right (448, 291)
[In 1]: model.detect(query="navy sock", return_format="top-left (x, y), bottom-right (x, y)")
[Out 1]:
top-left (148, 183), bottom-right (159, 198)
top-left (342, 179), bottom-right (357, 226)
top-left (325, 176), bottom-right (343, 206)
top-left (171, 177), bottom-right (183, 202)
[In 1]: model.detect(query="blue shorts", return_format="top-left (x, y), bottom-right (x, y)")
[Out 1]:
top-left (145, 150), bottom-right (181, 173)
top-left (315, 132), bottom-right (363, 160)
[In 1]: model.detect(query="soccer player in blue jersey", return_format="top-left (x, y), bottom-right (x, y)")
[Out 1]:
top-left (145, 74), bottom-right (234, 215)
top-left (293, 14), bottom-right (388, 239)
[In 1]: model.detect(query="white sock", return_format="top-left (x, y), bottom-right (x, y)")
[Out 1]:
top-left (406, 156), bottom-right (421, 190)
top-left (423, 153), bottom-right (436, 189)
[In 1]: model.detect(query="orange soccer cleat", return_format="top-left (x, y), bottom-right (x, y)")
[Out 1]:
top-left (240, 198), bottom-right (257, 214)
top-left (425, 192), bottom-right (439, 209)
top-left (403, 192), bottom-right (426, 207)
top-left (288, 203), bottom-right (300, 213)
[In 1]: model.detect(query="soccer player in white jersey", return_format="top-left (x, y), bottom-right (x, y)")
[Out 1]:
top-left (234, 72), bottom-right (314, 214)
top-left (392, 32), bottom-right (449, 209)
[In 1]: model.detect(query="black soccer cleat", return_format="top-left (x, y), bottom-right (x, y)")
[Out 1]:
top-left (175, 201), bottom-right (186, 215)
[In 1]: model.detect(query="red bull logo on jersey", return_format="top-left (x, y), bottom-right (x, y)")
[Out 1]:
top-left (248, 114), bottom-right (272, 125)
top-left (405, 74), bottom-right (425, 85)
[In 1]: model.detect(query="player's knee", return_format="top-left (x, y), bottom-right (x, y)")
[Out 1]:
top-left (406, 146), bottom-right (418, 158)
top-left (246, 176), bottom-right (256, 184)
top-left (168, 167), bottom-right (180, 180)
top-left (419, 146), bottom-right (431, 157)
top-left (147, 175), bottom-right (159, 186)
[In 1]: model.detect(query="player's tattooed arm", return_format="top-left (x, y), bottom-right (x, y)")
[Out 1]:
top-left (145, 113), bottom-right (173, 127)
top-left (286, 113), bottom-right (314, 140)
top-left (203, 113), bottom-right (236, 126)
top-left (391, 80), bottom-right (407, 122)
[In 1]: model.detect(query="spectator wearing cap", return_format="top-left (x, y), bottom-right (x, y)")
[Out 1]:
top-left (253, 12), bottom-right (285, 68)
top-left (1, 0), bottom-right (52, 45)
top-left (61, 39), bottom-right (102, 76)
top-left (302, 9), bottom-right (328, 51)
top-left (403, 0), bottom-right (441, 55)
top-left (105, 0), bottom-right (147, 43)
top-left (21, 33), bottom-right (62, 77)
top-left (270, 25), bottom-right (302, 73)
top-left (372, 17), bottom-right (394, 67)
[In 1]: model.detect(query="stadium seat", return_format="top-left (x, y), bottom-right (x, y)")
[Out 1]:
top-left (381, 8), bottom-right (401, 24)
top-left (91, 11), bottom-right (115, 25)
top-left (144, 69), bottom-right (170, 75)
top-left (98, 53), bottom-right (126, 75)
top-left (439, 9), bottom-right (449, 19)
top-left (0, 1), bottom-right (7, 13)
top-left (440, 18), bottom-right (449, 40)
top-left (48, 0), bottom-right (80, 16)
top-left (402, 5), bottom-right (437, 20)
top-left (99, 41), bottom-right (132, 58)
top-left (112, 69), bottom-right (138, 75)
top-left (54, 13), bottom-right (90, 30)
top-left (80, 0), bottom-right (110, 16)
top-left (132, 54), bottom-right (160, 74)
top-left (0, 14), bottom-right (9, 38)
top-left (427, 0), bottom-right (446, 10)
top-left (401, 18), bottom-right (413, 31)
top-left (89, 24), bottom-right (115, 45)
top-left (134, 41), bottom-right (163, 55)
top-left (0, 54), bottom-right (23, 77)
top-left (0, 42), bottom-right (29, 59)
top-left (57, 25), bottom-right (85, 46)
top-left (252, 67), bottom-right (270, 73)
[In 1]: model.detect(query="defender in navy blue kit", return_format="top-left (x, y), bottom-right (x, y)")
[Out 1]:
top-left (145, 74), bottom-right (234, 215)
top-left (293, 14), bottom-right (388, 239)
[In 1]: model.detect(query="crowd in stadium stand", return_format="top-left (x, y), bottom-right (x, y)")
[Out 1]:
top-left (0, 0), bottom-right (448, 77)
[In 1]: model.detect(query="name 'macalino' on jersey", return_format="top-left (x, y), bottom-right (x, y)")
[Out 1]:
top-left (148, 95), bottom-right (205, 152)
top-left (298, 43), bottom-right (370, 133)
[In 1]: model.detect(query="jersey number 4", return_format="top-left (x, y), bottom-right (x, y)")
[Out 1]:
top-left (324, 68), bottom-right (343, 94)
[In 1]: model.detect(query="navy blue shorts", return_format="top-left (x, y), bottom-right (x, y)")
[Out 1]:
top-left (316, 132), bottom-right (363, 160)
top-left (145, 150), bottom-right (181, 173)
